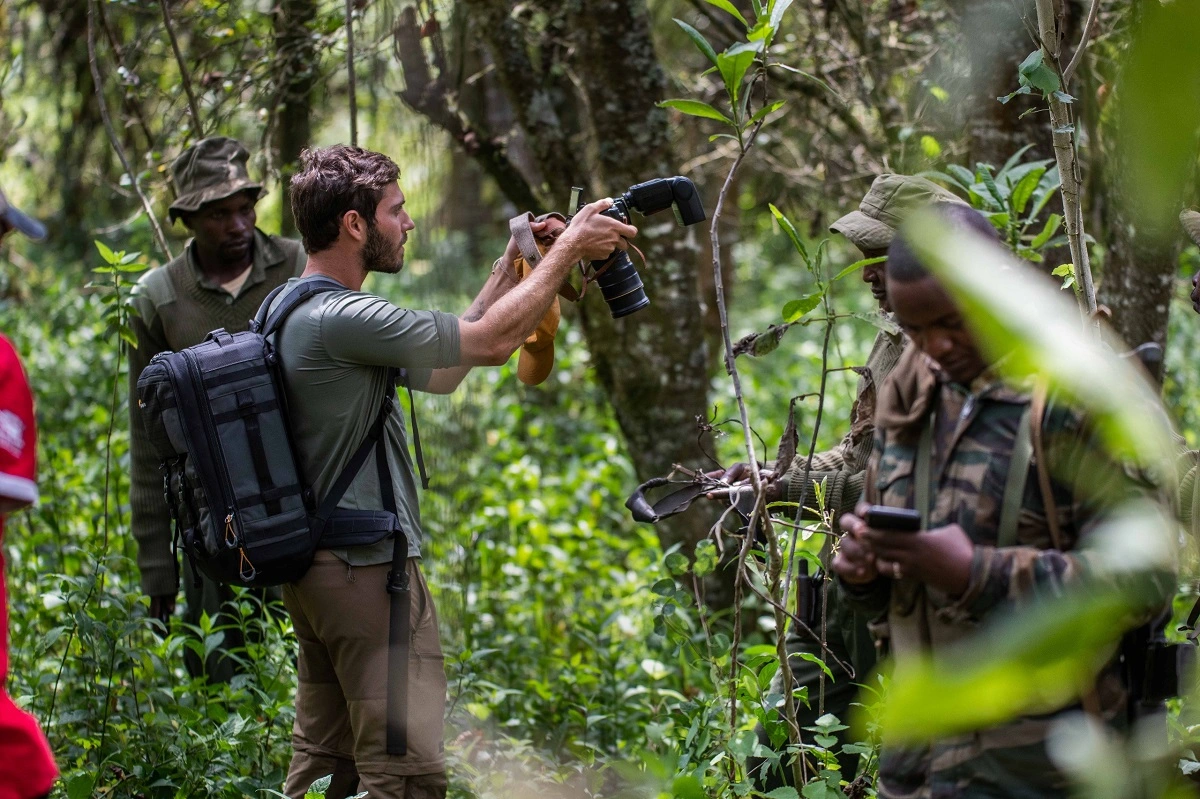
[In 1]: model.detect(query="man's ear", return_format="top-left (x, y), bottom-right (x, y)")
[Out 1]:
top-left (341, 209), bottom-right (369, 244)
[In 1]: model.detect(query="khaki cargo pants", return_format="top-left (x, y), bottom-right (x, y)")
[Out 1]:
top-left (283, 552), bottom-right (447, 799)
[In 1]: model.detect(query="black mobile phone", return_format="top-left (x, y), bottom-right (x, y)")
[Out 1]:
top-left (864, 505), bottom-right (922, 533)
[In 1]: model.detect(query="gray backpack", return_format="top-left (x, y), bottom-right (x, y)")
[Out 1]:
top-left (135, 277), bottom-right (405, 588)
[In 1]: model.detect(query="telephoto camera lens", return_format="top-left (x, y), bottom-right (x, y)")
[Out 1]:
top-left (595, 203), bottom-right (650, 318)
top-left (596, 250), bottom-right (650, 318)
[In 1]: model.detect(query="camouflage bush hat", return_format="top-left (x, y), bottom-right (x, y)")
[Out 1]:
top-left (1181, 209), bottom-right (1200, 248)
top-left (831, 173), bottom-right (966, 253)
top-left (168, 136), bottom-right (263, 223)
top-left (0, 186), bottom-right (47, 241)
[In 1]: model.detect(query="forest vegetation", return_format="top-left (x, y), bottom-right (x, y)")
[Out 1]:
top-left (1, 0), bottom-right (1199, 797)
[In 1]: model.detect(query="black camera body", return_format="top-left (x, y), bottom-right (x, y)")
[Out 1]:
top-left (578, 177), bottom-right (706, 318)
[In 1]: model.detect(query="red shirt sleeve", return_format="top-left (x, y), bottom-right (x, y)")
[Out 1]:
top-left (0, 335), bottom-right (36, 509)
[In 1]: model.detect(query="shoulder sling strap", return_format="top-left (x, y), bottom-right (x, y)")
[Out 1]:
top-left (914, 416), bottom-right (933, 526)
top-left (997, 405), bottom-right (1035, 547)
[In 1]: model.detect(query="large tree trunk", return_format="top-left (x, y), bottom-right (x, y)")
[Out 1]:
top-left (395, 0), bottom-right (713, 558)
top-left (272, 0), bottom-right (317, 238)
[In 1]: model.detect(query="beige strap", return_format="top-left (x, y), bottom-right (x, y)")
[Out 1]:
top-left (1029, 383), bottom-right (1064, 552)
top-left (997, 405), bottom-right (1035, 548)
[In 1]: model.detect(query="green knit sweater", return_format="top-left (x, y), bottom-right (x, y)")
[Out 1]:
top-left (127, 230), bottom-right (306, 595)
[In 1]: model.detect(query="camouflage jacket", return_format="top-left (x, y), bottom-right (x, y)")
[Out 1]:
top-left (842, 346), bottom-right (1170, 799)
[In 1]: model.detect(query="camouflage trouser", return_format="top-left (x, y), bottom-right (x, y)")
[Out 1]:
top-left (751, 576), bottom-right (877, 787)
top-left (181, 558), bottom-right (282, 683)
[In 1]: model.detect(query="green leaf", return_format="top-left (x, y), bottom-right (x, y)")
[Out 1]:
top-left (1010, 166), bottom-right (1046, 215)
top-left (672, 775), bottom-right (706, 799)
top-left (794, 651), bottom-right (833, 679)
top-left (673, 18), bottom-right (718, 66)
top-left (651, 578), bottom-right (676, 596)
top-left (658, 99), bottom-right (732, 125)
top-left (704, 0), bottom-right (748, 26)
top-left (764, 788), bottom-right (800, 799)
top-left (945, 164), bottom-right (976, 191)
top-left (94, 239), bottom-right (118, 265)
top-left (782, 293), bottom-right (821, 323)
top-left (1017, 48), bottom-right (1061, 94)
top-left (1113, 0), bottom-right (1200, 230)
top-left (769, 63), bottom-right (842, 101)
top-left (665, 551), bottom-right (689, 575)
top-left (919, 135), bottom-right (942, 159)
top-left (833, 255), bottom-right (885, 281)
top-left (879, 507), bottom-right (1174, 744)
top-left (768, 203), bottom-right (810, 265)
top-left (769, 0), bottom-right (793, 30)
top-left (67, 774), bottom-right (93, 799)
top-left (716, 41), bottom-right (762, 109)
top-left (998, 85), bottom-right (1033, 104)
top-left (928, 85), bottom-right (949, 103)
top-left (747, 100), bottom-right (786, 127)
top-left (976, 164), bottom-right (1006, 209)
top-left (1030, 214), bottom-right (1063, 249)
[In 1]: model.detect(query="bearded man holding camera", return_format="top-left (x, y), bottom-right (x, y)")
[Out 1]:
top-left (273, 144), bottom-right (633, 798)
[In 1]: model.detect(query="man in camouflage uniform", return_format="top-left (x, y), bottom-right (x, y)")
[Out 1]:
top-left (128, 137), bottom-right (306, 680)
top-left (723, 176), bottom-right (967, 784)
top-left (834, 204), bottom-right (1172, 798)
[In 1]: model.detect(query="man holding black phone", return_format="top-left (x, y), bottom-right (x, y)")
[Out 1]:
top-left (833, 204), bottom-right (1169, 798)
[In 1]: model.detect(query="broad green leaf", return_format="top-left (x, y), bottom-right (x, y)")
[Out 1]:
top-left (976, 165), bottom-right (1006, 210)
top-left (833, 255), bottom-right (885, 281)
top-left (875, 504), bottom-right (1175, 744)
top-left (928, 85), bottom-right (949, 103)
top-left (769, 203), bottom-right (810, 265)
top-left (905, 211), bottom-right (1177, 472)
top-left (673, 18), bottom-right (718, 66)
top-left (716, 46), bottom-right (758, 109)
top-left (704, 0), bottom-right (748, 27)
top-left (1113, 1), bottom-right (1200, 232)
top-left (658, 99), bottom-right (732, 125)
top-left (919, 135), bottom-right (941, 159)
top-left (672, 775), bottom-right (706, 799)
top-left (769, 0), bottom-right (793, 30)
top-left (764, 788), bottom-right (800, 799)
top-left (1031, 213), bottom-right (1063, 249)
top-left (94, 239), bottom-right (118, 265)
top-left (794, 650), bottom-right (833, 679)
top-left (782, 293), bottom-right (821, 323)
top-left (1018, 48), bottom-right (1061, 94)
top-left (1010, 166), bottom-right (1046, 215)
top-left (945, 164), bottom-right (976, 193)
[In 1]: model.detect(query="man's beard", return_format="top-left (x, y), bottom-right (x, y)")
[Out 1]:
top-left (361, 223), bottom-right (404, 275)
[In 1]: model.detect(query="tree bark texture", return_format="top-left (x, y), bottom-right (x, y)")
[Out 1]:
top-left (272, 0), bottom-right (317, 238)
top-left (394, 0), bottom-right (713, 554)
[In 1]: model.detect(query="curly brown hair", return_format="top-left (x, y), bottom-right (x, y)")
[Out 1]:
top-left (290, 145), bottom-right (400, 253)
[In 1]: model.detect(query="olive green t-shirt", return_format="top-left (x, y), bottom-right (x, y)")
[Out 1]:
top-left (272, 276), bottom-right (461, 565)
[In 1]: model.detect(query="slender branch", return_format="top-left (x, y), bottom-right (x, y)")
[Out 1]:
top-left (345, 0), bottom-right (358, 146)
top-left (1062, 0), bottom-right (1100, 85)
top-left (1033, 0), bottom-right (1097, 316)
top-left (157, 0), bottom-right (204, 136)
top-left (88, 0), bottom-right (173, 260)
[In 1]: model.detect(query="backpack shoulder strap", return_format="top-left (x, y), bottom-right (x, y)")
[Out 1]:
top-left (1029, 383), bottom-right (1065, 551)
top-left (254, 276), bottom-right (347, 336)
top-left (997, 403), bottom-right (1035, 547)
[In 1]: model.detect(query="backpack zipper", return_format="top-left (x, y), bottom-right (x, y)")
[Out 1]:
top-left (180, 348), bottom-right (242, 551)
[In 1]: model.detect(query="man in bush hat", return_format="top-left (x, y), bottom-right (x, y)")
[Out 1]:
top-left (0, 186), bottom-right (57, 797)
top-left (714, 174), bottom-right (966, 785)
top-left (1182, 209), bottom-right (1200, 314)
top-left (128, 136), bottom-right (306, 681)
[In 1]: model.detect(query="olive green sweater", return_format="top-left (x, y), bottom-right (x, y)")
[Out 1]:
top-left (127, 231), bottom-right (306, 596)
